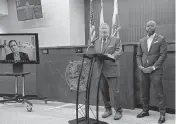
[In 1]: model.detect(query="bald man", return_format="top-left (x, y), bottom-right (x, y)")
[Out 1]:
top-left (94, 23), bottom-right (123, 120)
top-left (136, 21), bottom-right (167, 124)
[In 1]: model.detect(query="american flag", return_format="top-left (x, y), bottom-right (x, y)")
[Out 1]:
top-left (111, 0), bottom-right (121, 38)
top-left (89, 0), bottom-right (96, 43)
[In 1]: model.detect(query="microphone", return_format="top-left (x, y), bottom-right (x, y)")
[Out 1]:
top-left (86, 37), bottom-right (99, 52)
top-left (90, 37), bottom-right (99, 44)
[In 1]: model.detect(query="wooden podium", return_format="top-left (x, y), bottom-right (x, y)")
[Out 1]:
top-left (68, 53), bottom-right (115, 124)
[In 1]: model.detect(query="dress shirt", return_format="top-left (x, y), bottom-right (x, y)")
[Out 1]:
top-left (147, 33), bottom-right (156, 70)
top-left (147, 33), bottom-right (155, 52)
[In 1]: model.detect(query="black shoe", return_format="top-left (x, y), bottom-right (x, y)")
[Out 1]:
top-left (158, 115), bottom-right (165, 124)
top-left (137, 111), bottom-right (149, 118)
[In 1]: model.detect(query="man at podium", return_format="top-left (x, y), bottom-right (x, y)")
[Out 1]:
top-left (94, 23), bottom-right (123, 120)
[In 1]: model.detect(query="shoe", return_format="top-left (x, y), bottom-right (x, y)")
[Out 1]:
top-left (158, 115), bottom-right (165, 124)
top-left (114, 111), bottom-right (122, 120)
top-left (137, 111), bottom-right (149, 118)
top-left (102, 109), bottom-right (112, 118)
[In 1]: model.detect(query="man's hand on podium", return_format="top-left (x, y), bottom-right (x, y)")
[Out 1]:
top-left (105, 54), bottom-right (115, 60)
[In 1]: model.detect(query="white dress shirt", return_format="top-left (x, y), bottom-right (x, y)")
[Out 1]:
top-left (147, 33), bottom-right (156, 70)
top-left (147, 33), bottom-right (155, 52)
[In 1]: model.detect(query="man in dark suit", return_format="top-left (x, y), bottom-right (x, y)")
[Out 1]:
top-left (136, 21), bottom-right (167, 124)
top-left (6, 40), bottom-right (29, 61)
top-left (94, 23), bottom-right (123, 120)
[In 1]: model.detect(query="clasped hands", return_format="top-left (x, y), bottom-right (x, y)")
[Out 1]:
top-left (139, 66), bottom-right (154, 73)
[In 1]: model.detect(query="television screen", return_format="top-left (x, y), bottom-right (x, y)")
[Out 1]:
top-left (0, 33), bottom-right (39, 64)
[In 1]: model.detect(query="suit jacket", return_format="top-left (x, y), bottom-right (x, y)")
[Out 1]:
top-left (136, 33), bottom-right (167, 75)
top-left (6, 52), bottom-right (29, 61)
top-left (94, 36), bottom-right (123, 77)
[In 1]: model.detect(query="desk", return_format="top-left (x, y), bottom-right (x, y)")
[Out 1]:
top-left (0, 72), bottom-right (33, 112)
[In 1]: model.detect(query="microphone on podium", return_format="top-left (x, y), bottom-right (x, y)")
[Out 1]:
top-left (90, 37), bottom-right (99, 44)
top-left (86, 37), bottom-right (99, 52)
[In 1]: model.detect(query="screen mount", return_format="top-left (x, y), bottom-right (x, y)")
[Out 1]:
top-left (13, 63), bottom-right (24, 73)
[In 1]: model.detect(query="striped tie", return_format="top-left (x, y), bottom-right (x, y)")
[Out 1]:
top-left (101, 38), bottom-right (106, 53)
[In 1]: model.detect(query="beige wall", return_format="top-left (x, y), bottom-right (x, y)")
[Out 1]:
top-left (69, 0), bottom-right (85, 45)
top-left (0, 0), bottom-right (85, 47)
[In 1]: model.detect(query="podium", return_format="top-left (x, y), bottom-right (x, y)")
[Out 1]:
top-left (68, 53), bottom-right (115, 124)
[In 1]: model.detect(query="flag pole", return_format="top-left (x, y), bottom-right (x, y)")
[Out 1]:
top-left (89, 0), bottom-right (94, 44)
top-left (111, 0), bottom-right (121, 37)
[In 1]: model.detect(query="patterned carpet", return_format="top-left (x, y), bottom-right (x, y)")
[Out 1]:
top-left (0, 100), bottom-right (175, 124)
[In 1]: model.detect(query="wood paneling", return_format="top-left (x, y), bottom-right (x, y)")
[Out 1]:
top-left (36, 43), bottom-right (175, 110)
top-left (0, 64), bottom-right (36, 95)
top-left (119, 45), bottom-right (136, 109)
top-left (36, 45), bottom-right (136, 109)
top-left (36, 47), bottom-right (98, 104)
top-left (84, 0), bottom-right (175, 44)
top-left (150, 50), bottom-right (175, 109)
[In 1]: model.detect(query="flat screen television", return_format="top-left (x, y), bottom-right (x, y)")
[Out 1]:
top-left (0, 33), bottom-right (39, 64)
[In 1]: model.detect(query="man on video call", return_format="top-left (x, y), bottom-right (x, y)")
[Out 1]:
top-left (6, 40), bottom-right (29, 61)
top-left (94, 23), bottom-right (123, 120)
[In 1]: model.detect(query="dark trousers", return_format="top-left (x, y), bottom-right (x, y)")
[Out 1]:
top-left (141, 73), bottom-right (166, 115)
top-left (99, 74), bottom-right (121, 112)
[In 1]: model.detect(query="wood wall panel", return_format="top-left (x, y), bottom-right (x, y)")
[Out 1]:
top-left (36, 47), bottom-right (99, 105)
top-left (0, 64), bottom-right (36, 95)
top-left (0, 43), bottom-right (174, 110)
top-left (84, 0), bottom-right (175, 44)
top-left (150, 51), bottom-right (175, 109)
top-left (36, 43), bottom-right (175, 110)
top-left (119, 45), bottom-right (136, 109)
top-left (36, 46), bottom-right (136, 109)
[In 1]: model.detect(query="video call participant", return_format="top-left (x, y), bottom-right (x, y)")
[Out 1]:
top-left (6, 40), bottom-right (29, 61)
